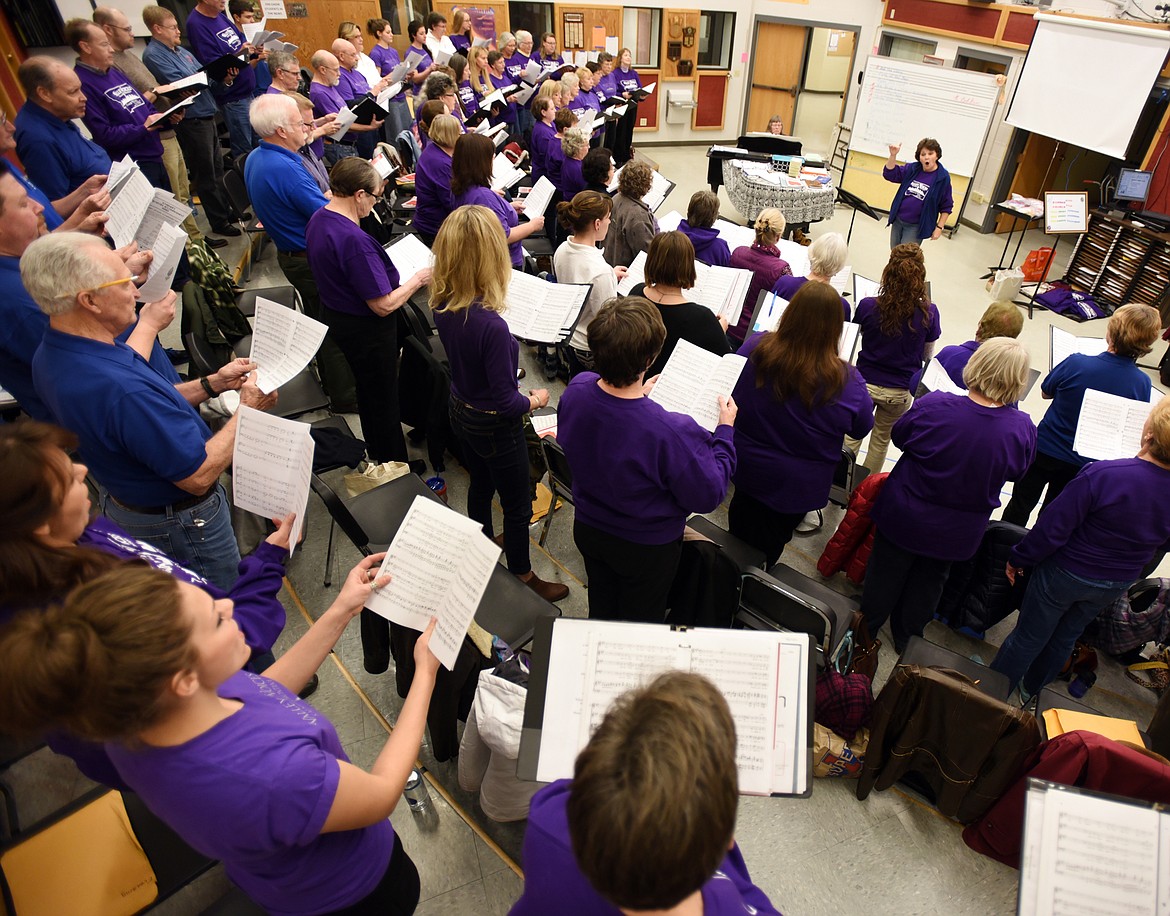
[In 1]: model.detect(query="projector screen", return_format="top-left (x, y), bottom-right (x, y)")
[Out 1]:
top-left (1006, 14), bottom-right (1170, 159)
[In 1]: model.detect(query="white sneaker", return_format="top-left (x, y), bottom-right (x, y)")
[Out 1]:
top-left (795, 510), bottom-right (822, 534)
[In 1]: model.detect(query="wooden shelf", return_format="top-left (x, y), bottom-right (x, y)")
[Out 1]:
top-left (1064, 211), bottom-right (1170, 312)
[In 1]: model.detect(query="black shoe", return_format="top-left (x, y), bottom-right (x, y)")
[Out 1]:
top-left (205, 236), bottom-right (229, 249)
top-left (297, 673), bottom-right (319, 699)
top-left (408, 459), bottom-right (427, 475)
top-left (211, 224), bottom-right (243, 237)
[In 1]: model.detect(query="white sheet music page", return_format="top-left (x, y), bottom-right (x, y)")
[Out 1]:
top-left (921, 359), bottom-right (967, 396)
top-left (365, 496), bottom-right (498, 670)
top-left (752, 293), bottom-right (789, 335)
top-left (643, 170), bottom-right (673, 211)
top-left (828, 265), bottom-right (851, 296)
top-left (134, 189), bottom-right (192, 251)
top-left (649, 339), bottom-right (747, 432)
top-left (713, 218), bottom-right (755, 253)
top-left (521, 176), bottom-right (557, 220)
top-left (231, 406), bottom-right (314, 555)
top-left (1073, 389), bottom-right (1150, 461)
top-left (104, 168), bottom-right (154, 248)
top-left (1050, 325), bottom-right (1107, 371)
top-left (853, 273), bottom-right (881, 303)
top-left (249, 297), bottom-right (329, 394)
top-left (503, 270), bottom-right (546, 339)
top-left (657, 210), bottom-right (684, 232)
top-left (385, 234), bottom-right (433, 279)
top-left (839, 322), bottom-right (861, 363)
top-left (1030, 787), bottom-right (1163, 915)
top-left (331, 105), bottom-right (358, 142)
top-left (540, 282), bottom-right (590, 337)
top-left (616, 251), bottom-right (647, 296)
top-left (104, 154), bottom-right (137, 197)
top-left (136, 222), bottom-right (187, 303)
top-left (776, 239), bottom-right (811, 278)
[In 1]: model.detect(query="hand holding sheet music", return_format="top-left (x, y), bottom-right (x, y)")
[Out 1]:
top-left (154, 71), bottom-right (208, 95)
top-left (649, 339), bottom-right (747, 432)
top-left (248, 298), bottom-right (329, 394)
top-left (521, 176), bottom-right (557, 220)
top-left (1073, 388), bottom-right (1150, 461)
top-left (331, 106), bottom-right (358, 141)
top-left (385, 234), bottom-right (434, 279)
top-left (364, 496), bottom-right (499, 670)
top-left (231, 406), bottom-right (315, 554)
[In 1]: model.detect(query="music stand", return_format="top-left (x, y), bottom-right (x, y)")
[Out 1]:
top-left (835, 187), bottom-right (882, 243)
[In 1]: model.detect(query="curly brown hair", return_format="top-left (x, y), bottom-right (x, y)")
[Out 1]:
top-left (876, 243), bottom-right (930, 336)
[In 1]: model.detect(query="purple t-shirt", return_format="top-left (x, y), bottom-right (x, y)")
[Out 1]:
top-left (305, 209), bottom-right (399, 317)
top-left (893, 167), bottom-right (936, 226)
top-left (614, 67), bottom-right (642, 95)
top-left (185, 8), bottom-right (255, 103)
top-left (530, 120), bottom-right (556, 181)
top-left (413, 141), bottom-right (455, 236)
top-left (679, 220), bottom-right (731, 267)
top-left (872, 392), bottom-right (1036, 561)
top-left (489, 72), bottom-right (518, 126)
top-left (309, 80), bottom-right (348, 121)
top-left (854, 296), bottom-right (941, 390)
top-left (557, 372), bottom-right (735, 544)
top-left (409, 46), bottom-right (433, 97)
top-left (108, 671), bottom-right (394, 916)
top-left (596, 71), bottom-right (618, 99)
top-left (772, 274), bottom-right (850, 322)
top-left (504, 52), bottom-right (530, 84)
top-left (732, 333), bottom-right (873, 514)
top-left (337, 66), bottom-right (371, 101)
top-left (433, 303), bottom-right (529, 416)
top-left (75, 65), bottom-right (164, 163)
top-left (559, 155), bottom-right (586, 200)
top-left (1010, 458), bottom-right (1170, 581)
top-left (370, 45), bottom-right (409, 108)
top-left (456, 184), bottom-right (522, 266)
top-left (511, 780), bottom-right (780, 916)
top-left (547, 137), bottom-right (566, 187)
top-left (910, 339), bottom-right (978, 393)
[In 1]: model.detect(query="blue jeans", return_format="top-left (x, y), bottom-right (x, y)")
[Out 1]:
top-left (515, 105), bottom-right (534, 145)
top-left (384, 102), bottom-right (412, 144)
top-left (99, 483), bottom-right (242, 592)
top-left (990, 560), bottom-right (1130, 694)
top-left (323, 140), bottom-right (359, 167)
top-left (449, 399), bottom-right (532, 575)
top-left (889, 219), bottom-right (922, 248)
top-left (221, 97), bottom-right (259, 162)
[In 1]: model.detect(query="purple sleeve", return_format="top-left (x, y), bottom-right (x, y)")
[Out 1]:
top-left (889, 393), bottom-right (930, 451)
top-left (345, 234), bottom-right (397, 300)
top-left (267, 734), bottom-right (342, 846)
top-left (842, 296), bottom-right (851, 323)
top-left (939, 174), bottom-right (954, 215)
top-left (228, 541), bottom-right (288, 654)
top-left (721, 844), bottom-right (783, 915)
top-left (927, 303), bottom-right (942, 343)
top-left (665, 422), bottom-right (735, 513)
top-left (1009, 468), bottom-right (1094, 569)
top-left (484, 320), bottom-right (531, 417)
top-left (847, 371), bottom-right (876, 439)
top-left (883, 164), bottom-right (908, 184)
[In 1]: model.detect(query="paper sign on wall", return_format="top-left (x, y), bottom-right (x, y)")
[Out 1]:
top-left (592, 25), bottom-right (606, 50)
top-left (260, 0), bottom-right (287, 18)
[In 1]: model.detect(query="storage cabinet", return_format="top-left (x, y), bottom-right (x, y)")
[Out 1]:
top-left (1064, 211), bottom-right (1170, 312)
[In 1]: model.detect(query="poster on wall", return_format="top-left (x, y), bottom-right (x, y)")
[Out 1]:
top-left (467, 9), bottom-right (497, 48)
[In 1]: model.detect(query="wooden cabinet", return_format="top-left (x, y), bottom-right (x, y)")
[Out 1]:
top-left (1064, 211), bottom-right (1170, 311)
top-left (693, 71), bottom-right (728, 130)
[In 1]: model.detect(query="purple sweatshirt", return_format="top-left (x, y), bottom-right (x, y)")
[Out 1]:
top-left (559, 155), bottom-right (586, 200)
top-left (854, 295), bottom-right (941, 390)
top-left (455, 184), bottom-right (523, 267)
top-left (910, 339), bottom-right (978, 393)
top-left (504, 52), bottom-right (530, 84)
top-left (732, 333), bottom-right (874, 514)
top-left (872, 392), bottom-right (1037, 561)
top-left (75, 64), bottom-right (164, 163)
top-left (679, 220), bottom-right (731, 267)
top-left (530, 119), bottom-right (556, 182)
top-left (1010, 458), bottom-right (1170, 580)
top-left (510, 780), bottom-right (781, 916)
top-left (185, 8), bottom-right (255, 103)
top-left (413, 141), bottom-right (454, 236)
top-left (729, 243), bottom-right (791, 344)
top-left (433, 303), bottom-right (529, 417)
top-left (557, 372), bottom-right (735, 544)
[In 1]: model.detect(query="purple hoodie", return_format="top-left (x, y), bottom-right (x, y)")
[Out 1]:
top-left (679, 219), bottom-right (731, 267)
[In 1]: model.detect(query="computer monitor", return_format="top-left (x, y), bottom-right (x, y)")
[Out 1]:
top-left (1116, 169), bottom-right (1153, 203)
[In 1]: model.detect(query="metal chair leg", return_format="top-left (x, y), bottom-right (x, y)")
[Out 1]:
top-left (323, 518), bottom-right (335, 587)
top-left (538, 480), bottom-right (556, 546)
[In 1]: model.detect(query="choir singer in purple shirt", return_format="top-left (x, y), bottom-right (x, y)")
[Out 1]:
top-left (860, 338), bottom-right (1037, 654)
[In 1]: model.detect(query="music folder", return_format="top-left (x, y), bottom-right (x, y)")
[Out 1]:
top-left (518, 617), bottom-right (816, 798)
top-left (202, 53), bottom-right (250, 82)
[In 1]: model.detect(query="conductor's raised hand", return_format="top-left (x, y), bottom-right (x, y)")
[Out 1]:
top-left (339, 552), bottom-right (391, 616)
top-left (887, 143), bottom-right (901, 158)
top-left (414, 617), bottom-right (442, 679)
top-left (717, 394), bottom-right (738, 428)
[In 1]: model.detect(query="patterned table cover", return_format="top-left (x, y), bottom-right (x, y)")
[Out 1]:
top-left (723, 159), bottom-right (836, 224)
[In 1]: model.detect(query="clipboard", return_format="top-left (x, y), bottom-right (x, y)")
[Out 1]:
top-left (347, 94), bottom-right (389, 125)
top-left (517, 616), bottom-right (816, 798)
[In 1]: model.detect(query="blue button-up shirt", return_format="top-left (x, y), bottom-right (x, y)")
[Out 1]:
top-left (243, 141), bottom-right (327, 253)
top-left (14, 102), bottom-right (112, 201)
top-left (141, 39), bottom-right (220, 120)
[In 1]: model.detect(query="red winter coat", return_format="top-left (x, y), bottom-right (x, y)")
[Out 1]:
top-left (817, 473), bottom-right (888, 584)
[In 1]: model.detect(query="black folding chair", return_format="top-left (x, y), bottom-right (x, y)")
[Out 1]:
top-left (537, 432), bottom-right (572, 547)
top-left (231, 336), bottom-right (330, 419)
top-left (235, 285), bottom-right (299, 317)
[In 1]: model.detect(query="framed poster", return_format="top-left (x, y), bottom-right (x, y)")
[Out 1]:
top-left (1044, 191), bottom-right (1089, 234)
top-left (562, 13), bottom-right (584, 50)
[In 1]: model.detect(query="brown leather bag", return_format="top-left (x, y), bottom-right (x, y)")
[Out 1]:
top-left (844, 612), bottom-right (880, 681)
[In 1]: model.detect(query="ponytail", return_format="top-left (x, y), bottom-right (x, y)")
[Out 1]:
top-left (558, 190), bottom-right (612, 233)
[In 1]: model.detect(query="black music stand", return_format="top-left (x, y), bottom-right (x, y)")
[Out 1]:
top-left (835, 187), bottom-right (882, 243)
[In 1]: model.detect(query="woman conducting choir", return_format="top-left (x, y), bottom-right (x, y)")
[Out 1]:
top-left (729, 283), bottom-right (874, 566)
top-left (883, 138), bottom-right (953, 248)
top-left (431, 206), bottom-right (569, 602)
top-left (557, 296), bottom-right (736, 621)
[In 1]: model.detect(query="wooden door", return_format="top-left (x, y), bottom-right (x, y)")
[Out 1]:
top-left (745, 22), bottom-right (807, 135)
top-left (994, 133), bottom-right (1063, 233)
top-left (263, 0), bottom-right (384, 68)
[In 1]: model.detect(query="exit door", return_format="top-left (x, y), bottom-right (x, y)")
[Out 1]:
top-left (744, 22), bottom-right (807, 135)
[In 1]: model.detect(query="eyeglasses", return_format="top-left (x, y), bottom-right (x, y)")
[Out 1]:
top-left (85, 276), bottom-right (135, 295)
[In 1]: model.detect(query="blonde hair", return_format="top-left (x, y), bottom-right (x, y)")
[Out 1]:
top-left (575, 67), bottom-right (591, 83)
top-left (469, 47), bottom-right (491, 94)
top-left (753, 208), bottom-right (786, 245)
top-left (1107, 303), bottom-right (1161, 359)
top-left (428, 113), bottom-right (461, 148)
top-left (962, 337), bottom-right (1030, 405)
top-left (1145, 395), bottom-right (1170, 463)
top-left (430, 206), bottom-right (511, 315)
top-left (536, 80), bottom-right (560, 102)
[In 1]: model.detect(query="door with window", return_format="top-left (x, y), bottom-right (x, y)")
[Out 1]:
top-left (744, 22), bottom-right (807, 135)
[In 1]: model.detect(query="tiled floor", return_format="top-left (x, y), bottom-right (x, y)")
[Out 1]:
top-left (7, 144), bottom-right (1164, 915)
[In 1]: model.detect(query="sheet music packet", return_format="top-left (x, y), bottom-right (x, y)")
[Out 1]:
top-left (103, 161), bottom-right (192, 252)
top-left (687, 264), bottom-right (753, 326)
top-left (153, 96), bottom-right (197, 120)
top-left (656, 210), bottom-right (683, 232)
top-left (1049, 325), bottom-right (1108, 371)
top-left (330, 106), bottom-right (359, 142)
top-left (503, 270), bottom-right (591, 343)
top-left (365, 495), bottom-right (499, 670)
top-left (491, 153), bottom-right (526, 192)
top-left (231, 406), bottom-right (314, 555)
top-left (616, 251), bottom-right (647, 296)
top-left (154, 71), bottom-right (208, 95)
top-left (520, 176), bottom-right (557, 220)
top-left (751, 292), bottom-right (789, 335)
top-left (1016, 779), bottom-right (1169, 916)
top-left (135, 222), bottom-right (187, 302)
top-left (248, 297), bottom-right (329, 394)
top-left (853, 273), bottom-right (882, 303)
top-left (920, 359), bottom-right (968, 397)
top-left (713, 218), bottom-right (756, 253)
top-left (649, 339), bottom-right (747, 432)
top-left (385, 234), bottom-right (434, 279)
top-left (607, 166), bottom-right (675, 212)
top-left (828, 265), bottom-right (851, 296)
top-left (1073, 389), bottom-right (1154, 461)
top-left (529, 618), bottom-right (813, 797)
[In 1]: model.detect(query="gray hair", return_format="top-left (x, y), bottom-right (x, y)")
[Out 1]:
top-left (424, 72), bottom-right (455, 100)
top-left (267, 50), bottom-right (298, 76)
top-left (21, 233), bottom-right (117, 316)
top-left (515, 30), bottom-right (532, 43)
top-left (499, 31), bottom-right (516, 48)
top-left (808, 232), bottom-right (848, 279)
top-left (249, 93), bottom-right (299, 138)
top-left (18, 56), bottom-right (63, 98)
top-left (561, 127), bottom-right (588, 159)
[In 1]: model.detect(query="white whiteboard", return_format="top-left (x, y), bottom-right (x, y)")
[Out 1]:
top-left (55, 0), bottom-right (153, 36)
top-left (850, 56), bottom-right (1001, 177)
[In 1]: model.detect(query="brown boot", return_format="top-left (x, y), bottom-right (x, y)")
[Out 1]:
top-left (521, 571), bottom-right (569, 603)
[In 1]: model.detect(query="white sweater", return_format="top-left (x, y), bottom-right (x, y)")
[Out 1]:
top-left (553, 237), bottom-right (619, 352)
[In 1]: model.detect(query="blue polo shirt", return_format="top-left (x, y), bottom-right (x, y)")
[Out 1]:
top-left (9, 163), bottom-right (63, 230)
top-left (14, 102), bottom-right (112, 201)
top-left (0, 256), bottom-right (50, 419)
top-left (32, 327), bottom-right (210, 505)
top-left (243, 142), bottom-right (327, 253)
top-left (141, 40), bottom-right (220, 120)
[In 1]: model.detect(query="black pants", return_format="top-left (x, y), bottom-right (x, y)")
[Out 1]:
top-left (1001, 450), bottom-right (1081, 527)
top-left (324, 308), bottom-right (407, 463)
top-left (727, 490), bottom-right (805, 569)
top-left (861, 528), bottom-right (953, 654)
top-left (613, 102), bottom-right (637, 165)
top-left (449, 398), bottom-right (532, 574)
top-left (173, 116), bottom-right (233, 230)
top-left (574, 519), bottom-right (681, 622)
top-left (327, 838), bottom-right (420, 915)
top-left (277, 251), bottom-right (358, 409)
